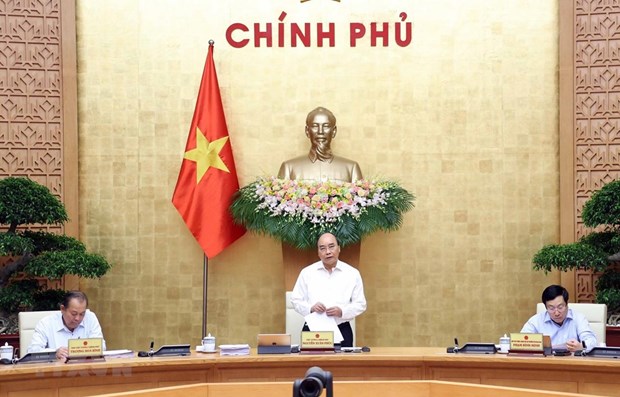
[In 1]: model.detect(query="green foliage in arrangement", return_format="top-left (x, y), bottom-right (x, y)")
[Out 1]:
top-left (231, 177), bottom-right (415, 250)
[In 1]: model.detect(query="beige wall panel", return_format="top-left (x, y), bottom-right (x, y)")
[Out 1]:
top-left (76, 0), bottom-right (559, 350)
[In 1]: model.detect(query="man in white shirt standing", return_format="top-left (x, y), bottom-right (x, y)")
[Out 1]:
top-left (28, 291), bottom-right (106, 360)
top-left (290, 232), bottom-right (367, 347)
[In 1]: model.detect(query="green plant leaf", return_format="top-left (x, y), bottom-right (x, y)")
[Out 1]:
top-left (0, 177), bottom-right (112, 317)
top-left (0, 232), bottom-right (35, 255)
top-left (32, 289), bottom-right (66, 311)
top-left (595, 288), bottom-right (620, 315)
top-left (22, 231), bottom-right (86, 255)
top-left (595, 268), bottom-right (620, 291)
top-left (0, 279), bottom-right (40, 312)
top-left (230, 178), bottom-right (415, 250)
top-left (582, 179), bottom-right (620, 229)
top-left (532, 243), bottom-right (608, 273)
top-left (0, 177), bottom-right (68, 229)
top-left (580, 231), bottom-right (620, 254)
top-left (24, 250), bottom-right (112, 280)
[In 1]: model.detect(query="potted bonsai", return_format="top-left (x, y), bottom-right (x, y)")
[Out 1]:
top-left (532, 179), bottom-right (620, 322)
top-left (0, 177), bottom-right (111, 339)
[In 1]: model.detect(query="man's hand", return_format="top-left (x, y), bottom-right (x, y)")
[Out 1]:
top-left (56, 347), bottom-right (69, 361)
top-left (565, 339), bottom-right (581, 352)
top-left (311, 302), bottom-right (326, 313)
top-left (326, 306), bottom-right (342, 317)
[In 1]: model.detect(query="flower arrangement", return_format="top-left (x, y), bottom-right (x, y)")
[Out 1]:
top-left (230, 177), bottom-right (415, 250)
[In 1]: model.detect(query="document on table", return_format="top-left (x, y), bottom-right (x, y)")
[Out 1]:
top-left (219, 344), bottom-right (250, 356)
top-left (304, 312), bottom-right (344, 343)
top-left (103, 349), bottom-right (134, 358)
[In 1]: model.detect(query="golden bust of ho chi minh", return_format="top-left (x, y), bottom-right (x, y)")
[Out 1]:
top-left (277, 107), bottom-right (363, 182)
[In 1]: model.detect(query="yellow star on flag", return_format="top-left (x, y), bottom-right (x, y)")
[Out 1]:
top-left (183, 127), bottom-right (230, 183)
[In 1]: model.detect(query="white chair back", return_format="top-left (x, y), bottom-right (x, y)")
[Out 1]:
top-left (285, 291), bottom-right (355, 346)
top-left (18, 310), bottom-right (57, 357)
top-left (536, 302), bottom-right (607, 344)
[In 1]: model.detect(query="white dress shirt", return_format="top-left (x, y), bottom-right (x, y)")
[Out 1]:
top-left (291, 260), bottom-right (367, 324)
top-left (28, 310), bottom-right (106, 353)
top-left (521, 308), bottom-right (597, 351)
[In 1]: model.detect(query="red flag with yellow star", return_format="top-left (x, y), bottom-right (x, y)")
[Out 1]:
top-left (172, 43), bottom-right (246, 259)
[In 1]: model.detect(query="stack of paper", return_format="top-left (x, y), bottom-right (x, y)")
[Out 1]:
top-left (103, 349), bottom-right (134, 359)
top-left (219, 344), bottom-right (250, 356)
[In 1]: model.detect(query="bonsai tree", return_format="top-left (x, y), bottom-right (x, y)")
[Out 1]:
top-left (532, 179), bottom-right (620, 319)
top-left (0, 177), bottom-right (111, 332)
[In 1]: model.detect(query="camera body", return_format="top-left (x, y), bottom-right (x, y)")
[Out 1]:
top-left (292, 366), bottom-right (333, 397)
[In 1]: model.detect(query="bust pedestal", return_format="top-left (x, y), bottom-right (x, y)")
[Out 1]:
top-left (282, 242), bottom-right (361, 291)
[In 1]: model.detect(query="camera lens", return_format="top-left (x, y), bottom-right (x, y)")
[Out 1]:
top-left (299, 377), bottom-right (323, 397)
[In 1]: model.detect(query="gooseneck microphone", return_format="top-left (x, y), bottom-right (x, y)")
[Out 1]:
top-left (579, 341), bottom-right (588, 356)
top-left (138, 341), bottom-right (155, 357)
top-left (447, 337), bottom-right (459, 353)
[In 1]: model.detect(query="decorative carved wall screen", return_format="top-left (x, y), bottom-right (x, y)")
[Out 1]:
top-left (563, 1), bottom-right (620, 301)
top-left (0, 0), bottom-right (78, 289)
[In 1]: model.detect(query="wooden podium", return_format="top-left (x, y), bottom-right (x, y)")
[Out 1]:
top-left (282, 242), bottom-right (361, 290)
top-left (92, 380), bottom-right (601, 397)
top-left (3, 347), bottom-right (620, 396)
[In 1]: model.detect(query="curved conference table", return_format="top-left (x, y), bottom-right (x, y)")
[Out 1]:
top-left (1, 347), bottom-right (619, 397)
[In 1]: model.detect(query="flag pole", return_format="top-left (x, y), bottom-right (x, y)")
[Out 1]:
top-left (172, 38), bottom-right (246, 340)
top-left (202, 254), bottom-right (208, 338)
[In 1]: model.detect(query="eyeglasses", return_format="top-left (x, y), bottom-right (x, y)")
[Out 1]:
top-left (546, 304), bottom-right (566, 313)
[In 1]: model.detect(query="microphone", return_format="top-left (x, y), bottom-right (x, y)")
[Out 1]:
top-left (138, 341), bottom-right (154, 357)
top-left (447, 337), bottom-right (459, 353)
top-left (578, 341), bottom-right (588, 356)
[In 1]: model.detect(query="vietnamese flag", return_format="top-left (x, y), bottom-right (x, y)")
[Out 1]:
top-left (172, 43), bottom-right (246, 259)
